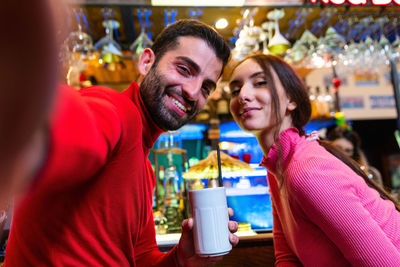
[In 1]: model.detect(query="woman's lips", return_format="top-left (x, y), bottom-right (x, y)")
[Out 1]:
top-left (240, 107), bottom-right (261, 117)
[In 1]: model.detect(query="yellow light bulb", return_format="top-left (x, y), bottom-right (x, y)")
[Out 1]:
top-left (215, 18), bottom-right (228, 29)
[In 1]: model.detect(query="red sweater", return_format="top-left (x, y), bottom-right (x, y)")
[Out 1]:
top-left (5, 83), bottom-right (178, 266)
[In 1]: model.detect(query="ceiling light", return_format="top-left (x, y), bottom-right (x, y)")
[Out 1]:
top-left (215, 18), bottom-right (228, 29)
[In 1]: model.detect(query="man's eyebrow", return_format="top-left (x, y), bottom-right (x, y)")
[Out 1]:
top-left (177, 56), bottom-right (217, 90)
top-left (176, 56), bottom-right (200, 74)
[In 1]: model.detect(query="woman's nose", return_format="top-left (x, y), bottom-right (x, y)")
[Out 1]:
top-left (238, 85), bottom-right (252, 104)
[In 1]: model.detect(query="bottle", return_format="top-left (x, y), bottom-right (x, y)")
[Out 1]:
top-left (163, 165), bottom-right (183, 233)
top-left (157, 166), bottom-right (165, 205)
top-left (324, 85), bottom-right (335, 118)
top-left (164, 165), bottom-right (179, 200)
top-left (315, 86), bottom-right (329, 118)
top-left (309, 86), bottom-right (318, 119)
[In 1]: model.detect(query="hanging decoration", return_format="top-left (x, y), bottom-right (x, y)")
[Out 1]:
top-left (164, 9), bottom-right (178, 27)
top-left (189, 9), bottom-right (202, 20)
top-left (130, 9), bottom-right (153, 58)
top-left (94, 8), bottom-right (123, 69)
top-left (63, 8), bottom-right (94, 89)
top-left (267, 9), bottom-right (291, 57)
top-left (231, 8), bottom-right (263, 61)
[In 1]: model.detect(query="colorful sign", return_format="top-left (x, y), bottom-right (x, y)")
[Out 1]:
top-left (310, 0), bottom-right (400, 5)
top-left (370, 95), bottom-right (395, 109)
top-left (353, 72), bottom-right (380, 86)
top-left (340, 96), bottom-right (365, 109)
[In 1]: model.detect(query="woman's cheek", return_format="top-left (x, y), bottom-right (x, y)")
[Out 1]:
top-left (231, 101), bottom-right (242, 121)
top-left (229, 99), bottom-right (237, 116)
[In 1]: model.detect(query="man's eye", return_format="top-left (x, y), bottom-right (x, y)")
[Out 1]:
top-left (202, 86), bottom-right (211, 96)
top-left (177, 65), bottom-right (190, 76)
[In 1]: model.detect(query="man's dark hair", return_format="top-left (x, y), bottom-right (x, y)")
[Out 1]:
top-left (151, 19), bottom-right (230, 71)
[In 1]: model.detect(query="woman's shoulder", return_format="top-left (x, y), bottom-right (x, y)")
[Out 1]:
top-left (285, 146), bottom-right (359, 192)
top-left (290, 139), bottom-right (335, 167)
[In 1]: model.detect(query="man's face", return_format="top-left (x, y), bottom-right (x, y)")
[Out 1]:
top-left (140, 36), bottom-right (223, 130)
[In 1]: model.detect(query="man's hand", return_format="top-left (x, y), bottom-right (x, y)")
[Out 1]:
top-left (0, 0), bottom-right (65, 206)
top-left (176, 208), bottom-right (239, 267)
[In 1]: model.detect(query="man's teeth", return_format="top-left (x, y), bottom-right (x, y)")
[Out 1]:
top-left (171, 97), bottom-right (187, 112)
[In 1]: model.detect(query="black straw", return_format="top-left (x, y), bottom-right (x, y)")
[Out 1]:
top-left (217, 144), bottom-right (223, 187)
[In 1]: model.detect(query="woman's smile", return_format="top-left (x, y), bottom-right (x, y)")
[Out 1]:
top-left (240, 106), bottom-right (262, 117)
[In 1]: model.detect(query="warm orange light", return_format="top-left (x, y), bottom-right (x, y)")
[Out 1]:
top-left (215, 18), bottom-right (228, 29)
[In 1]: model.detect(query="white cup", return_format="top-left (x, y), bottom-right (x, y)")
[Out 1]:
top-left (189, 187), bottom-right (232, 257)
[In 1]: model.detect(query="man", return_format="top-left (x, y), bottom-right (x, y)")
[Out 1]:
top-left (4, 18), bottom-right (238, 266)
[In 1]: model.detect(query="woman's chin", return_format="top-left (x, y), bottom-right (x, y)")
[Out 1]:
top-left (239, 123), bottom-right (261, 133)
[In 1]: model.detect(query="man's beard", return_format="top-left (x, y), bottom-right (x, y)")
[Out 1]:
top-left (140, 66), bottom-right (197, 130)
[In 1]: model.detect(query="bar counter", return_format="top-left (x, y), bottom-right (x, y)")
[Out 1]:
top-left (157, 232), bottom-right (275, 266)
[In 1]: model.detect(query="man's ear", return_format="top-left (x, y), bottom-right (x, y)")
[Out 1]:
top-left (138, 48), bottom-right (155, 76)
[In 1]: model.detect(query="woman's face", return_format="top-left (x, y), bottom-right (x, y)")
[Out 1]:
top-left (332, 138), bottom-right (354, 158)
top-left (229, 58), bottom-right (294, 133)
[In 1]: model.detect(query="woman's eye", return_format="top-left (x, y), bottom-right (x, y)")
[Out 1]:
top-left (229, 82), bottom-right (241, 97)
top-left (255, 80), bottom-right (267, 87)
top-left (230, 88), bottom-right (240, 96)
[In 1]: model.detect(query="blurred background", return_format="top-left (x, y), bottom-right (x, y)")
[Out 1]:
top-left (2, 1), bottom-right (400, 264)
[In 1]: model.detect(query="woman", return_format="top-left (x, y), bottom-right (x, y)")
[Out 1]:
top-left (326, 126), bottom-right (383, 186)
top-left (228, 53), bottom-right (400, 266)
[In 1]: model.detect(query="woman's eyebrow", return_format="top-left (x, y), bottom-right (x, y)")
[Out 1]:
top-left (228, 80), bottom-right (240, 89)
top-left (229, 71), bottom-right (265, 89)
top-left (249, 72), bottom-right (265, 79)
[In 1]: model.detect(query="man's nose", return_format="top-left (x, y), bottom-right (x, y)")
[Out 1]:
top-left (182, 79), bottom-right (202, 101)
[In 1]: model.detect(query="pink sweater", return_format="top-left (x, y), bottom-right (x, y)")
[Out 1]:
top-left (261, 127), bottom-right (400, 266)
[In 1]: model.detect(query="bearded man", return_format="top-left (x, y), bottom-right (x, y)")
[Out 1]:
top-left (4, 19), bottom-right (238, 267)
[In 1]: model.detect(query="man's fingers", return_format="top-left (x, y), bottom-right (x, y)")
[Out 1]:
top-left (181, 218), bottom-right (193, 231)
top-left (229, 233), bottom-right (239, 247)
top-left (228, 221), bottom-right (238, 232)
top-left (228, 207), bottom-right (234, 217)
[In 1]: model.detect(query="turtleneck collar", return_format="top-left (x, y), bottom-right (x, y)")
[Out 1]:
top-left (122, 81), bottom-right (165, 151)
top-left (260, 127), bottom-right (305, 176)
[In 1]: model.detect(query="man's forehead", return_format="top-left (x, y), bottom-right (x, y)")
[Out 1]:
top-left (157, 36), bottom-right (223, 80)
top-left (171, 36), bottom-right (214, 54)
